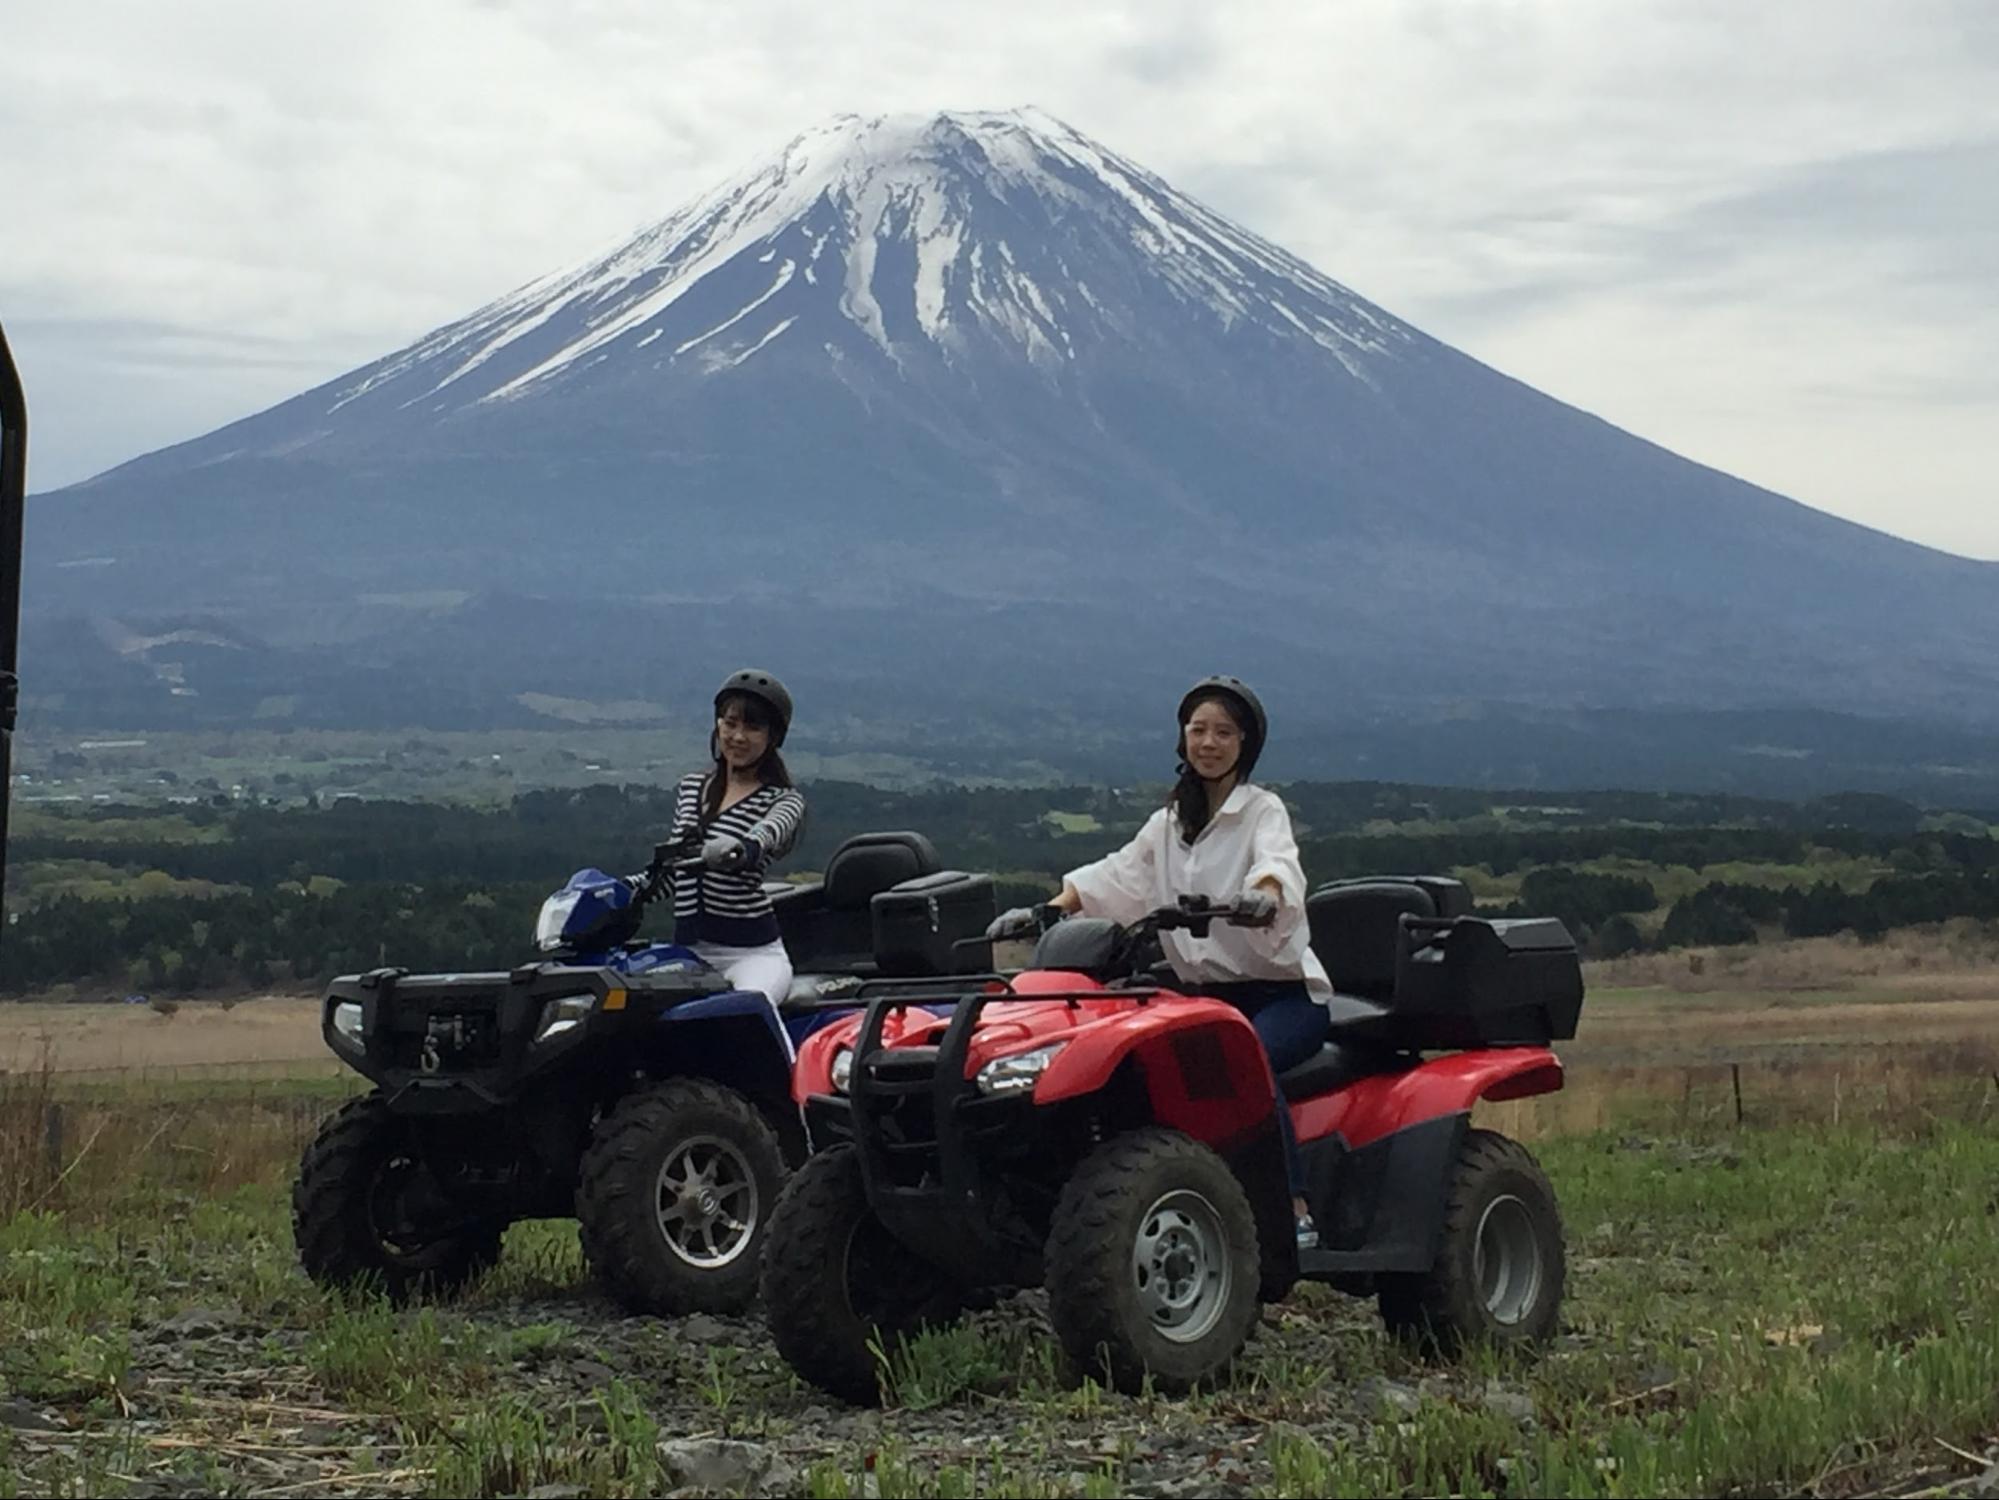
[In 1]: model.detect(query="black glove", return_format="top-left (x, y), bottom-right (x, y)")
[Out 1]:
top-left (986, 905), bottom-right (1043, 942)
top-left (1234, 887), bottom-right (1279, 927)
top-left (702, 833), bottom-right (752, 872)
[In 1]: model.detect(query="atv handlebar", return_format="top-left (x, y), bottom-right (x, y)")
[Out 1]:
top-left (970, 891), bottom-right (1275, 950)
top-left (1155, 892), bottom-right (1276, 935)
top-left (1058, 892), bottom-right (1276, 941)
top-left (627, 834), bottom-right (710, 902)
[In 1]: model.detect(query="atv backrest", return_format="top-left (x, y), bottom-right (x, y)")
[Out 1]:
top-left (825, 831), bottom-right (942, 910)
top-left (1306, 875), bottom-right (1472, 1000)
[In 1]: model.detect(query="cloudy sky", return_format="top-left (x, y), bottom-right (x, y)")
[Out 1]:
top-left (4, 0), bottom-right (1995, 558)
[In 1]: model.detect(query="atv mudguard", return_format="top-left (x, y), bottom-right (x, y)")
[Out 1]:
top-left (1290, 1048), bottom-right (1564, 1151)
top-left (1023, 977), bottom-right (1283, 1153)
top-left (650, 987), bottom-right (797, 1106)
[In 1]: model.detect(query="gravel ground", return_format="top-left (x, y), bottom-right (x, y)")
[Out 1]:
top-left (2, 1253), bottom-right (1544, 1499)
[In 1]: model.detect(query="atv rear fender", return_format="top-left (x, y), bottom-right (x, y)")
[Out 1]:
top-left (1291, 1047), bottom-right (1563, 1152)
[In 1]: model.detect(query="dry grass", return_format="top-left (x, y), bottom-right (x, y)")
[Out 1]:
top-left (1479, 1041), bottom-right (1999, 1144)
top-left (1, 928), bottom-right (1994, 1219)
top-left (0, 1000), bottom-right (349, 1221)
top-left (5, 937), bottom-right (1999, 1498)
top-left (0, 995), bottom-right (330, 1076)
top-left (1586, 917), bottom-right (1999, 992)
top-left (0, 1058), bottom-right (352, 1221)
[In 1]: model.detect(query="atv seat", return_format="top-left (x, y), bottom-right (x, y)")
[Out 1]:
top-left (1277, 1040), bottom-right (1412, 1101)
top-left (780, 971), bottom-right (869, 1015)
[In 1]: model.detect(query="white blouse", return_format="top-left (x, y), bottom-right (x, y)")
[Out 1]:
top-left (1063, 783), bottom-right (1332, 1006)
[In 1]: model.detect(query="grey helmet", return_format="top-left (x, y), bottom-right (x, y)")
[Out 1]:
top-left (1178, 675), bottom-right (1266, 778)
top-left (715, 669), bottom-right (793, 747)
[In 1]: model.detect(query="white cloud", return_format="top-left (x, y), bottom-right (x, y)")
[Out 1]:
top-left (2, 0), bottom-right (1994, 556)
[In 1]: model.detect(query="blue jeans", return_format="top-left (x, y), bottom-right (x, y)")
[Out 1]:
top-left (1212, 982), bottom-right (1329, 1200)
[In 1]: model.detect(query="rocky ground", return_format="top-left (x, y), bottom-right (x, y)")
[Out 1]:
top-left (6, 1127), bottom-right (1999, 1497)
top-left (5, 1258), bottom-right (1541, 1499)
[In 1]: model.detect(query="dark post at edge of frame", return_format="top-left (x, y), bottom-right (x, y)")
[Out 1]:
top-left (0, 321), bottom-right (30, 954)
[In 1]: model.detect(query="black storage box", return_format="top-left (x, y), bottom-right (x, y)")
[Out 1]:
top-left (871, 871), bottom-right (997, 976)
top-left (773, 831), bottom-right (943, 972)
top-left (1383, 915), bottom-right (1584, 1048)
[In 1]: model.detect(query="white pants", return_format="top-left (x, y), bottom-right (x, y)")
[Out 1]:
top-left (688, 940), bottom-right (795, 1061)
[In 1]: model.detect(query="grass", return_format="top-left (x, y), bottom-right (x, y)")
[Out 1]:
top-left (8, 808), bottom-right (232, 846)
top-left (1590, 917), bottom-right (1999, 993)
top-left (1039, 811), bottom-right (1102, 836)
top-left (0, 996), bottom-right (331, 1075)
top-left (1, 983), bottom-right (1997, 1496)
top-left (1447, 848), bottom-right (1894, 912)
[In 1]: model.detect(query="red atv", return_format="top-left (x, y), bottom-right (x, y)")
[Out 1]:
top-left (759, 875), bottom-right (1584, 1403)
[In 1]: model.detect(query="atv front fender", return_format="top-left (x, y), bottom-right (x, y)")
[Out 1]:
top-left (653, 990), bottom-right (796, 1110)
top-left (1292, 1048), bottom-right (1563, 1152)
top-left (1033, 1000), bottom-right (1281, 1152)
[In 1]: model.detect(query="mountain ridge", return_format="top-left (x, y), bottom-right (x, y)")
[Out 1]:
top-left (22, 107), bottom-right (1998, 774)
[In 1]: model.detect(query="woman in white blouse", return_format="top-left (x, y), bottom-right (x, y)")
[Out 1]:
top-left (987, 676), bottom-right (1332, 1250)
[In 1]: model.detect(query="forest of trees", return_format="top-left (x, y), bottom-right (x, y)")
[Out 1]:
top-left (2, 780), bottom-right (1995, 996)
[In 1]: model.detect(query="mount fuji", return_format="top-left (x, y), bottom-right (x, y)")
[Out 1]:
top-left (22, 108), bottom-right (1999, 789)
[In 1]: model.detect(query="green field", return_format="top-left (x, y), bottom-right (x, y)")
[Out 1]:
top-left (8, 727), bottom-right (1074, 811)
top-left (2, 1011), bottom-right (1996, 1498)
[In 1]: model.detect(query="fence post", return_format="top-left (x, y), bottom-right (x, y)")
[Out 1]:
top-left (1731, 1063), bottom-right (1744, 1127)
top-left (43, 1100), bottom-right (63, 1181)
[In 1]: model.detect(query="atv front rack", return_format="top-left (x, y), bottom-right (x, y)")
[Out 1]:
top-left (810, 984), bottom-right (1160, 1284)
top-left (850, 973), bottom-right (1165, 1006)
top-left (841, 988), bottom-right (1042, 1282)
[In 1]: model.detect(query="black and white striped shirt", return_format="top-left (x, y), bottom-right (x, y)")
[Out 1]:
top-left (667, 772), bottom-right (807, 947)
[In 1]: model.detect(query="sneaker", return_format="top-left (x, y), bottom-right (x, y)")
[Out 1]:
top-left (1295, 1214), bottom-right (1319, 1252)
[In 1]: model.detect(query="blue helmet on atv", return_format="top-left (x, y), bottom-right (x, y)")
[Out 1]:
top-left (536, 868), bottom-right (643, 954)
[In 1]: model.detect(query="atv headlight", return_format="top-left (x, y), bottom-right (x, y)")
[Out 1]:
top-left (331, 1001), bottom-right (365, 1048)
top-left (534, 891), bottom-right (582, 952)
top-left (533, 993), bottom-right (596, 1045)
top-left (975, 1042), bottom-right (1067, 1097)
top-left (830, 1046), bottom-right (854, 1094)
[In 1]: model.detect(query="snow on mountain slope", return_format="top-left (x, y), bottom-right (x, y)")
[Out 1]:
top-left (321, 108), bottom-right (1415, 417)
top-left (28, 106), bottom-right (1999, 746)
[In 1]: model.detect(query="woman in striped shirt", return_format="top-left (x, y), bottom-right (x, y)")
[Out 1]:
top-left (667, 669), bottom-right (808, 1045)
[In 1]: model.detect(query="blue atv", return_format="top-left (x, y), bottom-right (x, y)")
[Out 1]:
top-left (291, 829), bottom-right (996, 1314)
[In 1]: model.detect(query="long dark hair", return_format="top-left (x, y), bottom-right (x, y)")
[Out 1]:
top-left (701, 690), bottom-right (793, 823)
top-left (1168, 690), bottom-right (1260, 844)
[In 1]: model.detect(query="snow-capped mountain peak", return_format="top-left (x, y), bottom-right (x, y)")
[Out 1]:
top-left (37, 109), bottom-right (1999, 757)
top-left (326, 107), bottom-right (1413, 417)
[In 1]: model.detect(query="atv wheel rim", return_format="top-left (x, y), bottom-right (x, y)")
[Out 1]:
top-left (366, 1151), bottom-right (459, 1268)
top-left (1131, 1189), bottom-right (1232, 1345)
top-left (654, 1134), bottom-right (758, 1269)
top-left (1473, 1193), bottom-right (1543, 1326)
